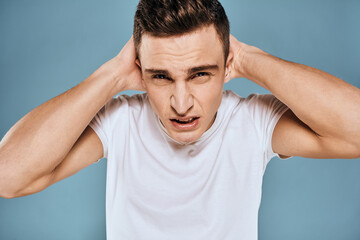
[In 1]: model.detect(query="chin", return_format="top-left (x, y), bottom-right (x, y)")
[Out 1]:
top-left (169, 131), bottom-right (202, 144)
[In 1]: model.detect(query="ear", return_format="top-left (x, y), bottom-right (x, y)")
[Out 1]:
top-left (224, 51), bottom-right (233, 83)
top-left (135, 58), bottom-right (141, 68)
top-left (135, 58), bottom-right (147, 89)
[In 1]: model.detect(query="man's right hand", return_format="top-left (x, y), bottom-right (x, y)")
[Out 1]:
top-left (108, 36), bottom-right (145, 92)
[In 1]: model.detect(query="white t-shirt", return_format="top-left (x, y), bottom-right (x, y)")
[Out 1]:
top-left (89, 90), bottom-right (289, 240)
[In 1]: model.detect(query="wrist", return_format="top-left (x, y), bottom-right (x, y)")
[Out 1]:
top-left (87, 58), bottom-right (127, 100)
top-left (241, 46), bottom-right (277, 90)
top-left (101, 57), bottom-right (128, 93)
top-left (237, 45), bottom-right (265, 80)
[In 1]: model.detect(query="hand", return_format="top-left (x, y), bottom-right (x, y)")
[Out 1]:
top-left (111, 36), bottom-right (145, 92)
top-left (228, 34), bottom-right (250, 80)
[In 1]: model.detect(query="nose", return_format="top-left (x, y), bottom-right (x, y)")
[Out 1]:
top-left (170, 81), bottom-right (194, 115)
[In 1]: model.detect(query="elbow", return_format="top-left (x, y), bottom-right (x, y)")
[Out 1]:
top-left (342, 134), bottom-right (360, 159)
top-left (0, 191), bottom-right (17, 199)
top-left (347, 142), bottom-right (360, 159)
top-left (356, 147), bottom-right (360, 159)
top-left (0, 170), bottom-right (53, 199)
top-left (0, 174), bottom-right (36, 199)
top-left (0, 184), bottom-right (29, 199)
top-left (0, 185), bottom-right (39, 199)
top-left (0, 180), bottom-right (21, 199)
top-left (353, 139), bottom-right (360, 159)
top-left (0, 174), bottom-right (15, 199)
top-left (0, 155), bottom-right (17, 199)
top-left (0, 182), bottom-right (19, 199)
top-left (0, 173), bottom-right (25, 199)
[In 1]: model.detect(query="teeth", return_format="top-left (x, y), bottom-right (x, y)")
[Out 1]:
top-left (175, 117), bottom-right (195, 123)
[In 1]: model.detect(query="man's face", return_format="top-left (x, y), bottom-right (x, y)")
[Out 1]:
top-left (138, 25), bottom-right (231, 143)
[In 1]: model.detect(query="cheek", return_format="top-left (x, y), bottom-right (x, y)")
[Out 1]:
top-left (192, 79), bottom-right (224, 108)
top-left (146, 86), bottom-right (170, 116)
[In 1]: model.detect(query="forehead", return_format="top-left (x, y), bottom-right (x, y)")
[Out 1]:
top-left (139, 25), bottom-right (225, 71)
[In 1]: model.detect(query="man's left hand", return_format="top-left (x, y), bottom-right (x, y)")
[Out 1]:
top-left (227, 34), bottom-right (250, 80)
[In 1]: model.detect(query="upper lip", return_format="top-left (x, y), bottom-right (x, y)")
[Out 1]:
top-left (170, 116), bottom-right (200, 121)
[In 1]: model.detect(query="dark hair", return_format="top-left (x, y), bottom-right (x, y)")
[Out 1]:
top-left (134, 0), bottom-right (230, 63)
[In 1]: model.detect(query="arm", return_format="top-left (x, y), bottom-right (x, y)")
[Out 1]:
top-left (0, 37), bottom-right (143, 198)
top-left (228, 35), bottom-right (360, 159)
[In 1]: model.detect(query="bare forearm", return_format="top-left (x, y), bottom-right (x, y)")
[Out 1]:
top-left (241, 46), bottom-right (360, 143)
top-left (0, 58), bottom-right (124, 192)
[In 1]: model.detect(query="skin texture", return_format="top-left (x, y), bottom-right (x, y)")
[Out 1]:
top-left (1, 24), bottom-right (359, 198)
top-left (137, 26), bottom-right (231, 143)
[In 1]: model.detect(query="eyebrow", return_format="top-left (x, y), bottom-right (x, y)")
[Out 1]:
top-left (144, 64), bottom-right (219, 75)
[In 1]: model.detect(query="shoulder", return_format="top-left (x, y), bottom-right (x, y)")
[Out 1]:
top-left (222, 90), bottom-right (283, 111)
top-left (104, 92), bottom-right (148, 111)
top-left (223, 90), bottom-right (275, 102)
top-left (241, 92), bottom-right (279, 106)
top-left (222, 91), bottom-right (288, 132)
top-left (93, 93), bottom-right (149, 124)
top-left (109, 92), bottom-right (147, 105)
top-left (236, 92), bottom-right (286, 114)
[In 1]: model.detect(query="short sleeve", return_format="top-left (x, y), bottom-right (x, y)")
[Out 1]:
top-left (89, 105), bottom-right (109, 160)
top-left (245, 93), bottom-right (291, 164)
top-left (88, 95), bottom-right (133, 160)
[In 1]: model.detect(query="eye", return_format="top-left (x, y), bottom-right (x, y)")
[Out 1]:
top-left (153, 74), bottom-right (169, 80)
top-left (151, 74), bottom-right (173, 85)
top-left (192, 72), bottom-right (210, 78)
top-left (193, 72), bottom-right (209, 78)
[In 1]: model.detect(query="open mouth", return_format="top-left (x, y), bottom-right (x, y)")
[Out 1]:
top-left (170, 117), bottom-right (200, 124)
top-left (169, 117), bottom-right (200, 130)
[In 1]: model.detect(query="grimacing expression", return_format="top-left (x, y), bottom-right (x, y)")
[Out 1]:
top-left (138, 25), bottom-right (232, 143)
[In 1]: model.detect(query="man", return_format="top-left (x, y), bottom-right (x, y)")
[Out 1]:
top-left (0, 0), bottom-right (359, 239)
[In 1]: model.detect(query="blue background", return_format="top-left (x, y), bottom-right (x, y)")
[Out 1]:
top-left (1, 0), bottom-right (359, 239)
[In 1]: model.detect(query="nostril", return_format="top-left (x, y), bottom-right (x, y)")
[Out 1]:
top-left (170, 93), bottom-right (194, 115)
